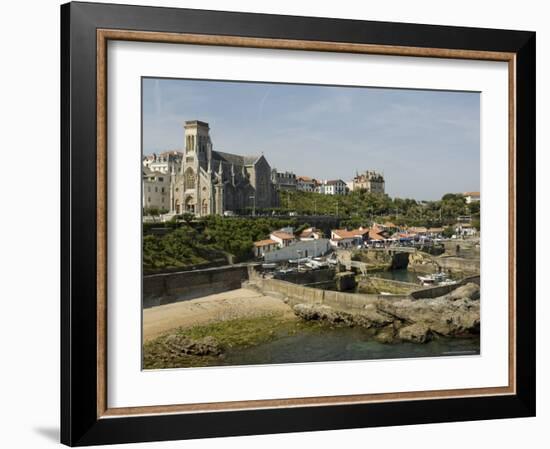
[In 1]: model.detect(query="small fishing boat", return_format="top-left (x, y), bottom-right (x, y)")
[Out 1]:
top-left (417, 272), bottom-right (448, 286)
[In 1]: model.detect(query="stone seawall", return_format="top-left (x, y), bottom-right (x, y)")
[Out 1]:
top-left (258, 278), bottom-right (409, 311)
top-left (143, 265), bottom-right (251, 308)
top-left (275, 268), bottom-right (335, 285)
top-left (434, 257), bottom-right (480, 275)
top-left (358, 276), bottom-right (418, 295)
top-left (259, 274), bottom-right (479, 307)
top-left (411, 275), bottom-right (480, 299)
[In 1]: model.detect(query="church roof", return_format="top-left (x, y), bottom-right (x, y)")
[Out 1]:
top-left (212, 150), bottom-right (260, 166)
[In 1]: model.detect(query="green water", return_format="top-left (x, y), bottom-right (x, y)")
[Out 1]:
top-left (371, 269), bottom-right (421, 284)
top-left (222, 327), bottom-right (479, 366)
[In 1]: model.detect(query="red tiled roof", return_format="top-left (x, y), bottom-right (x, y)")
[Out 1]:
top-left (369, 231), bottom-right (386, 240)
top-left (300, 227), bottom-right (321, 238)
top-left (254, 239), bottom-right (277, 247)
top-left (271, 231), bottom-right (295, 240)
top-left (332, 228), bottom-right (368, 239)
top-left (409, 227), bottom-right (427, 233)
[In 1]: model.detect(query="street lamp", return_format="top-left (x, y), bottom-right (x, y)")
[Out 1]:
top-left (249, 194), bottom-right (256, 217)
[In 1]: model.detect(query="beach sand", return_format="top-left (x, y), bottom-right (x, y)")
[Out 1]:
top-left (142, 287), bottom-right (294, 342)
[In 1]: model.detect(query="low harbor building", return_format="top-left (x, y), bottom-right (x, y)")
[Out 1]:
top-left (330, 228), bottom-right (369, 248)
top-left (270, 229), bottom-right (297, 248)
top-left (263, 239), bottom-right (332, 263)
top-left (253, 239), bottom-right (279, 258)
top-left (299, 227), bottom-right (323, 241)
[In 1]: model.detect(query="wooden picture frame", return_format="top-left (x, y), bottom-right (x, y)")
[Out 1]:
top-left (61, 1), bottom-right (535, 446)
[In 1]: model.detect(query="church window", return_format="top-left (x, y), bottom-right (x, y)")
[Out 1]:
top-left (184, 168), bottom-right (196, 190)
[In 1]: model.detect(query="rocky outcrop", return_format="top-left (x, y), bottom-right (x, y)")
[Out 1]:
top-left (293, 283), bottom-right (480, 344)
top-left (293, 303), bottom-right (393, 329)
top-left (163, 334), bottom-right (222, 356)
top-left (398, 323), bottom-right (433, 343)
top-left (408, 251), bottom-right (439, 273)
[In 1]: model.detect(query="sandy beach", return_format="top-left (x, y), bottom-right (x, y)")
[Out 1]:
top-left (142, 287), bottom-right (294, 342)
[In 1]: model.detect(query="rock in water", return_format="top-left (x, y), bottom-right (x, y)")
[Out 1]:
top-left (398, 323), bottom-right (432, 343)
top-left (292, 303), bottom-right (393, 328)
top-left (374, 325), bottom-right (396, 344)
top-left (376, 295), bottom-right (480, 338)
top-left (291, 281), bottom-right (480, 343)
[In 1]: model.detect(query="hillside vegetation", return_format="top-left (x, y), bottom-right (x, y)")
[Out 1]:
top-left (274, 190), bottom-right (480, 228)
top-left (143, 216), bottom-right (295, 273)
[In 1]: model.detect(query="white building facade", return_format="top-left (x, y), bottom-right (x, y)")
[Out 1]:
top-left (317, 179), bottom-right (348, 195)
top-left (142, 168), bottom-right (170, 212)
top-left (296, 176), bottom-right (318, 192)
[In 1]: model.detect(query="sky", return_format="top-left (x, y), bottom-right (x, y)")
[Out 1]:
top-left (142, 78), bottom-right (480, 201)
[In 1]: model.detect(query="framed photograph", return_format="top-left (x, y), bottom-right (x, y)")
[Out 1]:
top-left (61, 1), bottom-right (535, 446)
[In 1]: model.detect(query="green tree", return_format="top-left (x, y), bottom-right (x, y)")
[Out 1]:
top-left (442, 226), bottom-right (455, 238)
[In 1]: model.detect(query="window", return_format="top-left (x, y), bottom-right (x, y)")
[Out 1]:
top-left (161, 187), bottom-right (165, 193)
top-left (184, 168), bottom-right (196, 190)
top-left (159, 177), bottom-right (164, 182)
top-left (155, 187), bottom-right (158, 192)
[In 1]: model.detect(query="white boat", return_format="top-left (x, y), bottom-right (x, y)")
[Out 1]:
top-left (261, 263), bottom-right (278, 270)
top-left (417, 272), bottom-right (448, 285)
top-left (438, 279), bottom-right (458, 286)
top-left (277, 267), bottom-right (296, 274)
top-left (307, 259), bottom-right (329, 269)
top-left (288, 257), bottom-right (310, 264)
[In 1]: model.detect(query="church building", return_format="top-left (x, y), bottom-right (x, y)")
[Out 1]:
top-left (168, 120), bottom-right (278, 216)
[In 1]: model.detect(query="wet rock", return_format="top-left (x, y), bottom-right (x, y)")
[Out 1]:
top-left (377, 295), bottom-right (480, 337)
top-left (398, 323), bottom-right (432, 343)
top-left (293, 303), bottom-right (391, 328)
top-left (292, 281), bottom-right (480, 343)
top-left (374, 325), bottom-right (396, 344)
top-left (293, 304), bottom-right (355, 326)
top-left (441, 283), bottom-right (480, 301)
top-left (164, 334), bottom-right (222, 356)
